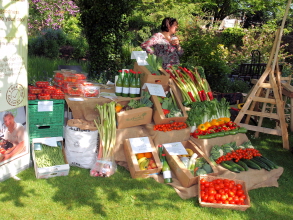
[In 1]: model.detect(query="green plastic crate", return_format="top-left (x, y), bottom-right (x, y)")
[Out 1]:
top-left (28, 99), bottom-right (65, 125)
top-left (29, 123), bottom-right (63, 142)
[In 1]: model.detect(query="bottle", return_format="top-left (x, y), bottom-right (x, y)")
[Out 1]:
top-left (129, 74), bottom-right (137, 98)
top-left (158, 144), bottom-right (163, 163)
top-left (115, 72), bottom-right (123, 96)
top-left (122, 72), bottom-right (130, 97)
top-left (135, 74), bottom-right (141, 97)
top-left (162, 154), bottom-right (172, 183)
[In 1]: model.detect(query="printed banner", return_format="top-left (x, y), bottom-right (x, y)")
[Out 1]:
top-left (0, 0), bottom-right (30, 182)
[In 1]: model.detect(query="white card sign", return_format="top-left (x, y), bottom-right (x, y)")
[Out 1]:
top-left (43, 137), bottom-right (58, 147)
top-left (38, 101), bottom-right (53, 112)
top-left (163, 142), bottom-right (188, 155)
top-left (129, 137), bottom-right (153, 154)
top-left (131, 51), bottom-right (148, 66)
top-left (142, 83), bottom-right (166, 97)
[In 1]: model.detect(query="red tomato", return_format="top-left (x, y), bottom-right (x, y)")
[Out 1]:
top-left (219, 183), bottom-right (225, 189)
top-left (200, 178), bottom-right (207, 184)
top-left (214, 184), bottom-right (220, 191)
top-left (228, 191), bottom-right (235, 197)
top-left (200, 184), bottom-right (205, 191)
top-left (204, 182), bottom-right (210, 188)
top-left (236, 189), bottom-right (244, 197)
top-left (229, 200), bottom-right (236, 205)
top-left (223, 200), bottom-right (229, 204)
top-left (221, 194), bottom-right (227, 201)
top-left (208, 189), bottom-right (216, 196)
top-left (215, 194), bottom-right (221, 201)
top-left (236, 184), bottom-right (243, 190)
top-left (218, 189), bottom-right (225, 195)
top-left (207, 195), bottom-right (215, 203)
top-left (201, 195), bottom-right (208, 202)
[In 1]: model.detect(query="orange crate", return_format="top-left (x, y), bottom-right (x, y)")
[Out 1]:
top-left (198, 175), bottom-right (251, 211)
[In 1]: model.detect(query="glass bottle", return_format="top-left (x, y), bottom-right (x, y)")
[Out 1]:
top-left (135, 74), bottom-right (141, 97)
top-left (115, 72), bottom-right (123, 96)
top-left (162, 153), bottom-right (172, 183)
top-left (122, 73), bottom-right (130, 97)
top-left (158, 144), bottom-right (163, 163)
top-left (129, 73), bottom-right (137, 98)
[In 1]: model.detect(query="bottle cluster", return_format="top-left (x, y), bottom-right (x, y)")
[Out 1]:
top-left (115, 69), bottom-right (141, 98)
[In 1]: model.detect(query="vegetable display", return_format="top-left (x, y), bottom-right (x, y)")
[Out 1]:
top-left (186, 98), bottom-right (231, 129)
top-left (209, 141), bottom-right (279, 173)
top-left (178, 148), bottom-right (214, 176)
top-left (34, 144), bottom-right (65, 168)
top-left (165, 66), bottom-right (212, 104)
top-left (153, 122), bottom-right (188, 132)
top-left (157, 89), bottom-right (183, 118)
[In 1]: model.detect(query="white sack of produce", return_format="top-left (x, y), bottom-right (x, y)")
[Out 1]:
top-left (64, 125), bottom-right (98, 169)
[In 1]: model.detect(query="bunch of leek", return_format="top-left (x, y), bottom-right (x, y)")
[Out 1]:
top-left (94, 101), bottom-right (116, 159)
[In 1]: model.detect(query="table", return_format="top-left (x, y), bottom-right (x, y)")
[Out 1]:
top-left (65, 87), bottom-right (140, 121)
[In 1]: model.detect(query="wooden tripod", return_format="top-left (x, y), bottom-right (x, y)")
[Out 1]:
top-left (234, 0), bottom-right (291, 149)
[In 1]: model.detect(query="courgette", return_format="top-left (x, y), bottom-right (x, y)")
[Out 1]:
top-left (260, 156), bottom-right (278, 169)
top-left (225, 160), bottom-right (245, 172)
top-left (220, 161), bottom-right (240, 173)
top-left (235, 160), bottom-right (249, 171)
top-left (240, 158), bottom-right (261, 170)
top-left (254, 156), bottom-right (274, 170)
top-left (251, 157), bottom-right (271, 171)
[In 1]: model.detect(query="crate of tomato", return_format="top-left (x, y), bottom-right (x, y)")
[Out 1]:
top-left (198, 176), bottom-right (251, 211)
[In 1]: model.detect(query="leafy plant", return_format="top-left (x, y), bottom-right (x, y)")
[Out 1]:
top-left (221, 28), bottom-right (245, 48)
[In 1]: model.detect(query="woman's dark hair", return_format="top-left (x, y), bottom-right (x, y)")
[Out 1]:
top-left (161, 17), bottom-right (178, 32)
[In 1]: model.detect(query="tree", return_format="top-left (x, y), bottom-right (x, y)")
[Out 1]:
top-left (74, 0), bottom-right (139, 80)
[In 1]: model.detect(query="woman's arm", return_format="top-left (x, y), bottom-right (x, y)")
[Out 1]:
top-left (141, 34), bottom-right (159, 54)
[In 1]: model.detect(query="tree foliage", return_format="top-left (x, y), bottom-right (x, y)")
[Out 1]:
top-left (28, 0), bottom-right (79, 36)
top-left (75, 0), bottom-right (139, 80)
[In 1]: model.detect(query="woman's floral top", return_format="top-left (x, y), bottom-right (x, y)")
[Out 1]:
top-left (141, 32), bottom-right (184, 69)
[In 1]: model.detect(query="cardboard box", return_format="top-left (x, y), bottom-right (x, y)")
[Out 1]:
top-left (198, 176), bottom-right (251, 211)
top-left (123, 137), bottom-right (162, 178)
top-left (32, 137), bottom-right (70, 179)
top-left (133, 62), bottom-right (169, 87)
top-left (163, 140), bottom-right (218, 188)
top-left (151, 83), bottom-right (188, 125)
top-left (116, 107), bottom-right (153, 129)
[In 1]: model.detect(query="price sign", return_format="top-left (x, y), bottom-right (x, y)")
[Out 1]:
top-left (129, 137), bottom-right (153, 154)
top-left (38, 101), bottom-right (53, 112)
top-left (131, 51), bottom-right (148, 66)
top-left (143, 83), bottom-right (166, 97)
top-left (163, 142), bottom-right (188, 155)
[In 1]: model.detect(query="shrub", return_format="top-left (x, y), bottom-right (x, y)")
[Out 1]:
top-left (28, 29), bottom-right (67, 59)
top-left (221, 28), bottom-right (245, 48)
top-left (181, 25), bottom-right (232, 93)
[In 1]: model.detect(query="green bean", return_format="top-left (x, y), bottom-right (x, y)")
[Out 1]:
top-left (34, 144), bottom-right (65, 168)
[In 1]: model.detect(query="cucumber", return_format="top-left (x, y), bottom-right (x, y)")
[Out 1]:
top-left (235, 160), bottom-right (249, 171)
top-left (251, 157), bottom-right (271, 171)
top-left (220, 161), bottom-right (240, 173)
top-left (254, 156), bottom-right (275, 170)
top-left (241, 158), bottom-right (261, 170)
top-left (260, 156), bottom-right (279, 169)
top-left (225, 160), bottom-right (245, 172)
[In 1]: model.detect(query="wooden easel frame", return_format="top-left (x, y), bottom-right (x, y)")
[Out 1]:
top-left (234, 0), bottom-right (291, 149)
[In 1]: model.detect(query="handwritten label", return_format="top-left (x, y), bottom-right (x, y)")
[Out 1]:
top-left (163, 142), bottom-right (188, 155)
top-left (143, 83), bottom-right (166, 97)
top-left (38, 101), bottom-right (53, 112)
top-left (129, 137), bottom-right (153, 154)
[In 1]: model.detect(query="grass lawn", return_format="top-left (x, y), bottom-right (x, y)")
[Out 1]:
top-left (1, 129), bottom-right (293, 220)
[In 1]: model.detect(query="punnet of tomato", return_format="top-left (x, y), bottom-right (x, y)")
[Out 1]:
top-left (38, 93), bottom-right (51, 100)
top-left (198, 176), bottom-right (251, 211)
top-left (36, 81), bottom-right (50, 88)
top-left (28, 93), bottom-right (37, 100)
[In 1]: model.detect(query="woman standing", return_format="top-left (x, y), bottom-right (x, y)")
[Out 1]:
top-left (141, 17), bottom-right (184, 69)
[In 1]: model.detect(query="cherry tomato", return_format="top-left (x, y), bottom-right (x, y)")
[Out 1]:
top-left (236, 189), bottom-right (244, 197)
top-left (236, 184), bottom-right (243, 190)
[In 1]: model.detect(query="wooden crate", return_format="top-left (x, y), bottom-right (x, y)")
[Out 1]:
top-left (198, 176), bottom-right (251, 211)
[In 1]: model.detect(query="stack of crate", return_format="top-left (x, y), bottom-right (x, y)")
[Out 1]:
top-left (28, 99), bottom-right (65, 142)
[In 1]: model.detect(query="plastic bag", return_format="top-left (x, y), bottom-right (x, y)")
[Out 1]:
top-left (64, 125), bottom-right (98, 169)
top-left (90, 157), bottom-right (117, 177)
